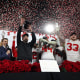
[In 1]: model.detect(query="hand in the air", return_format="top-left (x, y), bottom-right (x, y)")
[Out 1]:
top-left (20, 17), bottom-right (25, 26)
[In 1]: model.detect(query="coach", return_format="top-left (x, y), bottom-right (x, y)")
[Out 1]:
top-left (17, 18), bottom-right (36, 61)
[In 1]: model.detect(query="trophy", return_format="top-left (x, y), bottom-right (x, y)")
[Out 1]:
top-left (24, 21), bottom-right (31, 29)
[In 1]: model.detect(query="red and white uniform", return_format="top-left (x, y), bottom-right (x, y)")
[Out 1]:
top-left (39, 38), bottom-right (57, 60)
top-left (41, 47), bottom-right (54, 60)
top-left (32, 48), bottom-right (38, 63)
top-left (65, 39), bottom-right (80, 62)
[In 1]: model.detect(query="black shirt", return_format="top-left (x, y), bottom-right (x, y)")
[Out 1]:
top-left (17, 26), bottom-right (36, 61)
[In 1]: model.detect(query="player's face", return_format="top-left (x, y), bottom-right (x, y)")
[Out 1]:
top-left (23, 36), bottom-right (28, 43)
top-left (70, 34), bottom-right (77, 41)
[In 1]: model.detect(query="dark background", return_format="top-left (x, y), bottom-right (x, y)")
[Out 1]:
top-left (0, 72), bottom-right (80, 80)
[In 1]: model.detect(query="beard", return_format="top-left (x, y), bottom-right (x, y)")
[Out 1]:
top-left (23, 39), bottom-right (28, 43)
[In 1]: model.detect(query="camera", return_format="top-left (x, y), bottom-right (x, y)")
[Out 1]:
top-left (24, 21), bottom-right (31, 29)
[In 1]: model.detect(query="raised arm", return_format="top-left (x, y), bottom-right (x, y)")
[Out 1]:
top-left (17, 18), bottom-right (25, 45)
top-left (12, 36), bottom-right (17, 58)
top-left (29, 26), bottom-right (36, 47)
top-left (29, 32), bottom-right (36, 47)
top-left (17, 26), bottom-right (22, 45)
top-left (48, 41), bottom-right (57, 45)
top-left (39, 38), bottom-right (48, 43)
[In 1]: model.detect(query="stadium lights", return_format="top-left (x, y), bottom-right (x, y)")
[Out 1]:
top-left (44, 22), bottom-right (59, 33)
top-left (45, 24), bottom-right (54, 33)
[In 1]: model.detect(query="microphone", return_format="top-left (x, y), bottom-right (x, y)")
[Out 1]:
top-left (6, 44), bottom-right (9, 49)
top-left (6, 45), bottom-right (11, 51)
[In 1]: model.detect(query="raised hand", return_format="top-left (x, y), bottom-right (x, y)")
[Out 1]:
top-left (28, 26), bottom-right (32, 32)
top-left (20, 17), bottom-right (25, 26)
top-left (13, 36), bottom-right (16, 41)
top-left (6, 50), bottom-right (10, 55)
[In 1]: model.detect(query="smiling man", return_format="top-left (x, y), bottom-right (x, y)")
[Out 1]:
top-left (0, 38), bottom-right (12, 60)
top-left (65, 32), bottom-right (80, 62)
top-left (17, 18), bottom-right (36, 61)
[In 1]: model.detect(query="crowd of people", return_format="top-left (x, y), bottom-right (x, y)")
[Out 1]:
top-left (0, 0), bottom-right (80, 38)
top-left (0, 0), bottom-right (80, 71)
top-left (0, 17), bottom-right (80, 66)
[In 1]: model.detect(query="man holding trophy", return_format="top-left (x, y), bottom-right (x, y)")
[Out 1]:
top-left (17, 17), bottom-right (36, 61)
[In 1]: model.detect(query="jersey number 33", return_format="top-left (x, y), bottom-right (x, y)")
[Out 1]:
top-left (67, 43), bottom-right (79, 51)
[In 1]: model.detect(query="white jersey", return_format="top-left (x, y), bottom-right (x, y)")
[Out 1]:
top-left (40, 38), bottom-right (57, 60)
top-left (65, 39), bottom-right (80, 62)
top-left (32, 48), bottom-right (38, 63)
top-left (41, 47), bottom-right (54, 60)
